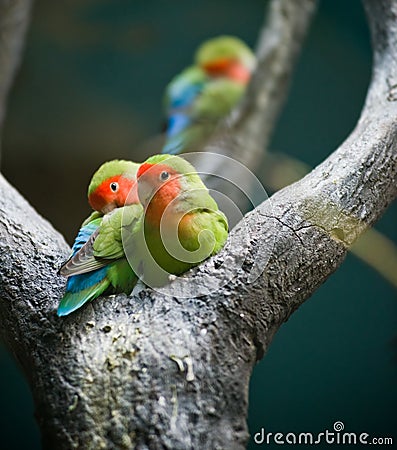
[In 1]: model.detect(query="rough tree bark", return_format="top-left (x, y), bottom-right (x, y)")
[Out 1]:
top-left (0, 1), bottom-right (396, 449)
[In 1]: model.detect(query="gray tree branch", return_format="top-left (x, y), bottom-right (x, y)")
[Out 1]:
top-left (262, 151), bottom-right (397, 289)
top-left (0, 0), bottom-right (396, 449)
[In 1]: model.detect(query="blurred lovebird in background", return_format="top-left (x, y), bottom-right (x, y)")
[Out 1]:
top-left (162, 35), bottom-right (255, 155)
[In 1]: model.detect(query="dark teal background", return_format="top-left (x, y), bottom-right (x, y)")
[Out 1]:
top-left (1, 1), bottom-right (396, 449)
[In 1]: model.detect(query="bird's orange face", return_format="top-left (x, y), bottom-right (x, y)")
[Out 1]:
top-left (88, 175), bottom-right (138, 213)
top-left (137, 163), bottom-right (182, 224)
top-left (202, 58), bottom-right (251, 83)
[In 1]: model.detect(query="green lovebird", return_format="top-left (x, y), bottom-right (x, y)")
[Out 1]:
top-left (57, 160), bottom-right (141, 316)
top-left (130, 154), bottom-right (229, 286)
top-left (162, 35), bottom-right (256, 155)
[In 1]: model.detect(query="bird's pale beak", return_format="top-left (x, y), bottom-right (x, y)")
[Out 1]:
top-left (102, 202), bottom-right (116, 214)
top-left (137, 179), bottom-right (154, 207)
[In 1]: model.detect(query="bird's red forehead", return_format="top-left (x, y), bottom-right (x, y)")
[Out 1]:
top-left (137, 163), bottom-right (174, 178)
top-left (203, 57), bottom-right (231, 73)
top-left (137, 163), bottom-right (154, 178)
top-left (203, 58), bottom-right (250, 83)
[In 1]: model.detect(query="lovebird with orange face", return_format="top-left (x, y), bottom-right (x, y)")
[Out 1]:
top-left (128, 154), bottom-right (229, 286)
top-left (162, 36), bottom-right (255, 155)
top-left (58, 160), bottom-right (141, 316)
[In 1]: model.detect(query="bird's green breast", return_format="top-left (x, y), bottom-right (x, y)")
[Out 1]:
top-left (143, 209), bottom-right (228, 279)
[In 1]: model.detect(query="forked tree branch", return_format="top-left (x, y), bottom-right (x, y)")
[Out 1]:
top-left (0, 0), bottom-right (396, 449)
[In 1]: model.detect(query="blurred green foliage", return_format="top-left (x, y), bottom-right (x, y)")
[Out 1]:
top-left (0, 1), bottom-right (395, 449)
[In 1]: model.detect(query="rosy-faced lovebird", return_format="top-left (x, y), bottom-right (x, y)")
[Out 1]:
top-left (57, 160), bottom-right (141, 316)
top-left (134, 154), bottom-right (228, 286)
top-left (162, 35), bottom-right (255, 155)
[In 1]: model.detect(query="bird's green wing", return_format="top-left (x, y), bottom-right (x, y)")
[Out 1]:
top-left (193, 78), bottom-right (245, 121)
top-left (60, 204), bottom-right (143, 276)
top-left (93, 204), bottom-right (142, 259)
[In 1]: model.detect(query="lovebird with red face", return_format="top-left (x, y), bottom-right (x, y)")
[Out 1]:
top-left (162, 36), bottom-right (255, 155)
top-left (57, 160), bottom-right (141, 316)
top-left (128, 154), bottom-right (229, 286)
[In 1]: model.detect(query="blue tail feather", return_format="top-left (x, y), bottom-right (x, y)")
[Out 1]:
top-left (57, 273), bottom-right (110, 316)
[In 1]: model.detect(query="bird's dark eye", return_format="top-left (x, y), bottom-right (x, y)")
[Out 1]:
top-left (159, 171), bottom-right (170, 182)
top-left (110, 182), bottom-right (119, 192)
